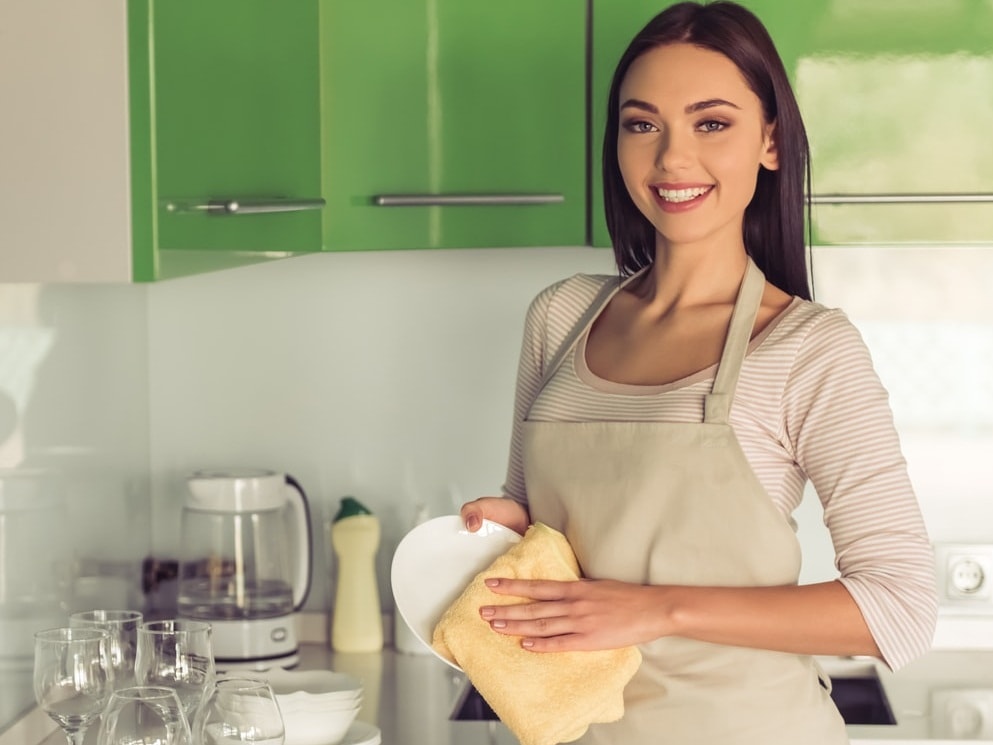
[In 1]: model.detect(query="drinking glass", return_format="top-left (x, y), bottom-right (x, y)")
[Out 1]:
top-left (135, 620), bottom-right (215, 724)
top-left (70, 610), bottom-right (144, 690)
top-left (98, 686), bottom-right (192, 745)
top-left (192, 677), bottom-right (284, 745)
top-left (33, 627), bottom-right (113, 745)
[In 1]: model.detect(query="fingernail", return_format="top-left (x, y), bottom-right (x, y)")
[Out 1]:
top-left (491, 620), bottom-right (506, 629)
top-left (480, 607), bottom-right (494, 618)
top-left (521, 639), bottom-right (534, 649)
top-left (466, 515), bottom-right (480, 532)
top-left (484, 578), bottom-right (499, 587)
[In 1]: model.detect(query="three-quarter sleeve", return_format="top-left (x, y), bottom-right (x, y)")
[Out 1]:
top-left (783, 310), bottom-right (938, 670)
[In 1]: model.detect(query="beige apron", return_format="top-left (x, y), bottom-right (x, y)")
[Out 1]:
top-left (521, 259), bottom-right (848, 744)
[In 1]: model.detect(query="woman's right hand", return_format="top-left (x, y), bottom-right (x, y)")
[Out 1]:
top-left (460, 497), bottom-right (530, 536)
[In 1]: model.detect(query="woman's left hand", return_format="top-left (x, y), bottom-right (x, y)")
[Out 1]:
top-left (478, 577), bottom-right (664, 652)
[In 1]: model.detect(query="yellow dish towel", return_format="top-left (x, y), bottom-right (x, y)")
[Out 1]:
top-left (432, 522), bottom-right (642, 745)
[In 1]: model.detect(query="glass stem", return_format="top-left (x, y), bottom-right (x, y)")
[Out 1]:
top-left (64, 726), bottom-right (89, 745)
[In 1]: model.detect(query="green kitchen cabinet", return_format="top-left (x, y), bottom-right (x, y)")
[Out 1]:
top-left (320, 0), bottom-right (587, 251)
top-left (590, 1), bottom-right (993, 248)
top-left (150, 0), bottom-right (324, 275)
top-left (1, 0), bottom-right (322, 282)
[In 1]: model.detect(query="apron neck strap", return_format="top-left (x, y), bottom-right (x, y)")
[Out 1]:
top-left (537, 259), bottom-right (767, 424)
top-left (538, 275), bottom-right (628, 391)
top-left (704, 257), bottom-right (766, 424)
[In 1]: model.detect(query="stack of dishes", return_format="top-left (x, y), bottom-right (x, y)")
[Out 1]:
top-left (251, 669), bottom-right (378, 745)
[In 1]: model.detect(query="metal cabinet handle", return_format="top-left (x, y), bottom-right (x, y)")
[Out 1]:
top-left (373, 193), bottom-right (564, 207)
top-left (811, 193), bottom-right (993, 205)
top-left (165, 198), bottom-right (325, 215)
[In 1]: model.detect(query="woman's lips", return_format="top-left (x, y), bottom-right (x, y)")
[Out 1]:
top-left (653, 184), bottom-right (714, 213)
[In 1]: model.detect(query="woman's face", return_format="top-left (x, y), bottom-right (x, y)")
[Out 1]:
top-left (616, 42), bottom-right (778, 254)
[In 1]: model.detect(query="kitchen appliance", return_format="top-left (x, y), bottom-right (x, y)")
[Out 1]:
top-left (177, 469), bottom-right (312, 668)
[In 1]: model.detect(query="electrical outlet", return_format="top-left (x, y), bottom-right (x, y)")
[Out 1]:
top-left (935, 544), bottom-right (993, 608)
top-left (931, 689), bottom-right (993, 739)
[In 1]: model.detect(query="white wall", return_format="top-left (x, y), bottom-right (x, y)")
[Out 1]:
top-left (0, 282), bottom-right (149, 725)
top-left (146, 246), bottom-right (616, 613)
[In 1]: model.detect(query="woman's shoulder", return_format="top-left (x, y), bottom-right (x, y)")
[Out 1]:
top-left (770, 297), bottom-right (865, 347)
top-left (526, 272), bottom-right (619, 325)
top-left (762, 298), bottom-right (876, 383)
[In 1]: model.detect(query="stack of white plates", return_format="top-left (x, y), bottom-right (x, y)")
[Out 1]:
top-left (250, 669), bottom-right (378, 745)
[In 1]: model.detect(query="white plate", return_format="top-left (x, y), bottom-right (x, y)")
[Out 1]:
top-left (391, 515), bottom-right (522, 670)
top-left (338, 721), bottom-right (380, 745)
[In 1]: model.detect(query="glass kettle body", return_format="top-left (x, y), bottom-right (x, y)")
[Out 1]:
top-left (177, 469), bottom-right (311, 667)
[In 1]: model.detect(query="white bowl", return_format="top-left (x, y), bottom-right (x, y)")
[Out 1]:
top-left (241, 669), bottom-right (363, 744)
top-left (264, 668), bottom-right (363, 697)
top-left (281, 706), bottom-right (359, 745)
top-left (278, 695), bottom-right (363, 714)
top-left (277, 688), bottom-right (363, 708)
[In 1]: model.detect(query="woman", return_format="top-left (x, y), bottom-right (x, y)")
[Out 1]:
top-left (461, 2), bottom-right (937, 743)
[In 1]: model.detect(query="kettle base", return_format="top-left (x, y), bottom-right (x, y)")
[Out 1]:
top-left (214, 650), bottom-right (300, 673)
top-left (180, 614), bottom-right (300, 667)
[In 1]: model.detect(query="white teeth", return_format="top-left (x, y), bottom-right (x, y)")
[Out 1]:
top-left (656, 186), bottom-right (710, 202)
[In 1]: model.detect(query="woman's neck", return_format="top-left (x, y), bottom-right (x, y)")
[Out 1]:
top-left (633, 241), bottom-right (750, 311)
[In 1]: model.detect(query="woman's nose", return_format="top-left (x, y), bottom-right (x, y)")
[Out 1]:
top-left (655, 129), bottom-right (693, 171)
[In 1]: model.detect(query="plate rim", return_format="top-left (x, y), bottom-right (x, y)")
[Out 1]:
top-left (390, 514), bottom-right (522, 670)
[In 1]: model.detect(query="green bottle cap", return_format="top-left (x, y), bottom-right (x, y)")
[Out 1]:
top-left (334, 496), bottom-right (373, 522)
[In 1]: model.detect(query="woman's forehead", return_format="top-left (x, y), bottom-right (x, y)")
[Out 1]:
top-left (620, 43), bottom-right (758, 109)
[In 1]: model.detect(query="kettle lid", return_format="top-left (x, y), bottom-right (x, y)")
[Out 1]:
top-left (185, 468), bottom-right (287, 512)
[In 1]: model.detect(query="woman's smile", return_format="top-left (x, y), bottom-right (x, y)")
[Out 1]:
top-left (653, 183), bottom-right (715, 212)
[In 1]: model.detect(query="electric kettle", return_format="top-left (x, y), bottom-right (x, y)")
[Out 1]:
top-left (177, 469), bottom-right (312, 668)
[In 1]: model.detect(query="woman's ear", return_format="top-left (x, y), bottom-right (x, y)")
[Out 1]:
top-left (760, 122), bottom-right (779, 171)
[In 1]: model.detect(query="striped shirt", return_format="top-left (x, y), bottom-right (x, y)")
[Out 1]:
top-left (501, 272), bottom-right (938, 671)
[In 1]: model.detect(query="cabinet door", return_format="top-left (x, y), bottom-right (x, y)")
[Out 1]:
top-left (322, 0), bottom-right (586, 251)
top-left (141, 0), bottom-right (324, 280)
top-left (591, 1), bottom-right (993, 247)
top-left (757, 0), bottom-right (993, 245)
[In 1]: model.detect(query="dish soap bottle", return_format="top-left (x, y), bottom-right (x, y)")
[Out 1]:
top-left (330, 496), bottom-right (383, 652)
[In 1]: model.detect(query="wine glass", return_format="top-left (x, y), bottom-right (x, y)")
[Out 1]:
top-left (33, 627), bottom-right (113, 745)
top-left (70, 610), bottom-right (144, 690)
top-left (135, 620), bottom-right (215, 725)
top-left (192, 677), bottom-right (284, 745)
top-left (98, 686), bottom-right (191, 745)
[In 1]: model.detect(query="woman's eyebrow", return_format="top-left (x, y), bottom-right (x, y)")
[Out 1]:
top-left (686, 98), bottom-right (740, 113)
top-left (619, 97), bottom-right (742, 114)
top-left (619, 98), bottom-right (658, 113)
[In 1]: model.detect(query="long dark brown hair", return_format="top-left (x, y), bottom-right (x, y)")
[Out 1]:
top-left (602, 1), bottom-right (812, 299)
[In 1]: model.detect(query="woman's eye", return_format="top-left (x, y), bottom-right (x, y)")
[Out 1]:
top-left (622, 119), bottom-right (658, 134)
top-left (697, 120), bottom-right (728, 133)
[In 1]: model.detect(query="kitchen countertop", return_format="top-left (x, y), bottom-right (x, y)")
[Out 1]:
top-left (311, 646), bottom-right (993, 744)
top-left (8, 641), bottom-right (993, 745)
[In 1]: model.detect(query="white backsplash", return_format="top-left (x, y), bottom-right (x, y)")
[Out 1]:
top-left (0, 282), bottom-right (150, 728)
top-left (1, 243), bottom-right (992, 730)
top-left (144, 247), bottom-right (617, 616)
top-left (810, 245), bottom-right (993, 545)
